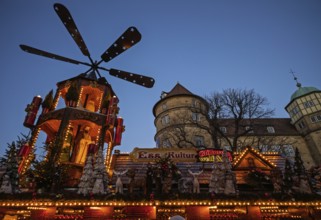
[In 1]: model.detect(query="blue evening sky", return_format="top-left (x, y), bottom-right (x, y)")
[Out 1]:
top-left (0, 1), bottom-right (320, 157)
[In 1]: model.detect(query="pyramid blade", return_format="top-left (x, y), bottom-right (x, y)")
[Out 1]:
top-left (20, 44), bottom-right (90, 66)
top-left (109, 68), bottom-right (154, 88)
top-left (101, 27), bottom-right (141, 63)
top-left (54, 3), bottom-right (90, 57)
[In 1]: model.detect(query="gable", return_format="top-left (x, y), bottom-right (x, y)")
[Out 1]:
top-left (233, 147), bottom-right (276, 171)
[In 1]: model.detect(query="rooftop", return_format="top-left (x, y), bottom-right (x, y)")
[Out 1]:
top-left (290, 86), bottom-right (320, 101)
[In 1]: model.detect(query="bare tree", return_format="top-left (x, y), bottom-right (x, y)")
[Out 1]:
top-left (158, 88), bottom-right (279, 153)
top-left (161, 110), bottom-right (208, 148)
top-left (205, 88), bottom-right (275, 151)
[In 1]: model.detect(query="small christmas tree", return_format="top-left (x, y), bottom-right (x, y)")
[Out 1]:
top-left (283, 159), bottom-right (294, 194)
top-left (0, 142), bottom-right (20, 194)
top-left (92, 147), bottom-right (109, 195)
top-left (292, 148), bottom-right (312, 194)
top-left (78, 155), bottom-right (94, 196)
top-left (41, 89), bottom-right (54, 113)
top-left (65, 82), bottom-right (79, 107)
top-left (293, 148), bottom-right (306, 177)
top-left (1, 133), bottom-right (29, 166)
top-left (31, 139), bottom-right (67, 193)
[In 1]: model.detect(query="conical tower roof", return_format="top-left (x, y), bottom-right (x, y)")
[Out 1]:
top-left (166, 83), bottom-right (194, 97)
top-left (153, 83), bottom-right (207, 116)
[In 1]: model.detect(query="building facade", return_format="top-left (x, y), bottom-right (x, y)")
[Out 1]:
top-left (153, 82), bottom-right (321, 169)
top-left (285, 82), bottom-right (321, 165)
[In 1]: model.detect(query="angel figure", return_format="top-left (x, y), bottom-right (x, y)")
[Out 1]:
top-left (113, 169), bottom-right (128, 194)
top-left (188, 169), bottom-right (203, 194)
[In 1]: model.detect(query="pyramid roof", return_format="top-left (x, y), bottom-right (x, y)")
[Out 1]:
top-left (166, 83), bottom-right (194, 97)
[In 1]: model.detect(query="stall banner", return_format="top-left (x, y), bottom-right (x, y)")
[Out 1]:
top-left (130, 148), bottom-right (198, 162)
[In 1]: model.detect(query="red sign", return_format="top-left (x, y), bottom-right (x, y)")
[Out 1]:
top-left (198, 149), bottom-right (232, 162)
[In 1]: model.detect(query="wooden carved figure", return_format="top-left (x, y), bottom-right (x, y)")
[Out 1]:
top-left (188, 169), bottom-right (203, 194)
top-left (113, 169), bottom-right (128, 194)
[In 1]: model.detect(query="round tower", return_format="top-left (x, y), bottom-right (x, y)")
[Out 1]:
top-left (285, 78), bottom-right (321, 165)
top-left (153, 83), bottom-right (212, 149)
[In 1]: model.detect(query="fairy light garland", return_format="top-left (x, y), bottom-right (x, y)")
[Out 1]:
top-left (53, 89), bottom-right (61, 109)
top-left (1, 200), bottom-right (321, 207)
top-left (63, 123), bottom-right (72, 143)
top-left (97, 91), bottom-right (104, 111)
top-left (21, 127), bottom-right (41, 174)
top-left (77, 87), bottom-right (83, 107)
top-left (95, 128), bottom-right (101, 143)
top-left (105, 142), bottom-right (113, 172)
top-left (233, 147), bottom-right (276, 167)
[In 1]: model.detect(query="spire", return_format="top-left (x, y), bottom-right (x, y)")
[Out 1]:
top-left (290, 69), bottom-right (301, 88)
top-left (288, 70), bottom-right (320, 101)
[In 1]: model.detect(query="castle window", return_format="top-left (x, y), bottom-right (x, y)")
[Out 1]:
top-left (282, 145), bottom-right (295, 158)
top-left (192, 112), bottom-right (201, 121)
top-left (258, 145), bottom-right (269, 153)
top-left (161, 114), bottom-right (170, 125)
top-left (291, 106), bottom-right (300, 116)
top-left (245, 126), bottom-right (254, 133)
top-left (194, 135), bottom-right (205, 147)
top-left (192, 99), bottom-right (200, 107)
top-left (162, 103), bottom-right (167, 110)
top-left (162, 138), bottom-right (171, 148)
top-left (267, 126), bottom-right (275, 133)
top-left (304, 100), bottom-right (315, 108)
top-left (271, 145), bottom-right (281, 152)
top-left (297, 121), bottom-right (306, 129)
top-left (310, 115), bottom-right (321, 123)
top-left (220, 127), bottom-right (227, 133)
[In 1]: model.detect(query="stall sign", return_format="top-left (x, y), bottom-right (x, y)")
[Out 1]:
top-left (130, 148), bottom-right (198, 162)
top-left (198, 149), bottom-right (232, 162)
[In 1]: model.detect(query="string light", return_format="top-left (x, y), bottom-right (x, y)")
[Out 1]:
top-left (233, 147), bottom-right (276, 168)
top-left (21, 127), bottom-right (41, 174)
top-left (97, 91), bottom-right (104, 111)
top-left (95, 128), bottom-right (101, 143)
top-left (53, 89), bottom-right (61, 109)
top-left (0, 199), bottom-right (319, 219)
top-left (77, 87), bottom-right (84, 107)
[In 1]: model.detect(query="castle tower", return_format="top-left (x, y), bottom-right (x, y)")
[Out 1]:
top-left (153, 83), bottom-right (212, 148)
top-left (285, 78), bottom-right (321, 165)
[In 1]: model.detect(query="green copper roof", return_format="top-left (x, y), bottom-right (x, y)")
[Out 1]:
top-left (291, 86), bottom-right (320, 101)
